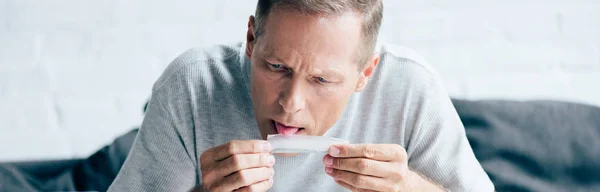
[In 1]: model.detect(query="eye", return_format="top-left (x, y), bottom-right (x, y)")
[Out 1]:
top-left (316, 77), bottom-right (330, 83)
top-left (268, 63), bottom-right (288, 72)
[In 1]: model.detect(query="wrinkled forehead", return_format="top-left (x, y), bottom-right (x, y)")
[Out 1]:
top-left (256, 10), bottom-right (363, 70)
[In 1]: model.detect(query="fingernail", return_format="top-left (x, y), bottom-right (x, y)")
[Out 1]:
top-left (261, 142), bottom-right (272, 152)
top-left (270, 168), bottom-right (275, 176)
top-left (324, 156), bottom-right (333, 166)
top-left (329, 147), bottom-right (340, 156)
top-left (269, 177), bottom-right (274, 184)
top-left (325, 167), bottom-right (333, 174)
top-left (268, 155), bottom-right (275, 166)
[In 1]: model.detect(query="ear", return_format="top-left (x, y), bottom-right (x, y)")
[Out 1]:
top-left (245, 16), bottom-right (256, 59)
top-left (354, 55), bottom-right (380, 92)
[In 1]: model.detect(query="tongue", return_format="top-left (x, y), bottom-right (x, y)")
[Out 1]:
top-left (276, 125), bottom-right (300, 135)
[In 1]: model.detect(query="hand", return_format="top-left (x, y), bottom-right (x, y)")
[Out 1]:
top-left (323, 144), bottom-right (443, 192)
top-left (200, 140), bottom-right (275, 192)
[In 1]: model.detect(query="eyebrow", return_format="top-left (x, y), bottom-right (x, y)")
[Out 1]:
top-left (264, 55), bottom-right (287, 65)
top-left (262, 47), bottom-right (346, 79)
top-left (312, 67), bottom-right (345, 80)
top-left (262, 47), bottom-right (287, 64)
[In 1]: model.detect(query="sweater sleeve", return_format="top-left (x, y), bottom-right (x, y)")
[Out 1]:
top-left (107, 90), bottom-right (197, 192)
top-left (108, 69), bottom-right (198, 192)
top-left (404, 75), bottom-right (495, 191)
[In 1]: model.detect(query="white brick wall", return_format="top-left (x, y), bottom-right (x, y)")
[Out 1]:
top-left (0, 0), bottom-right (599, 162)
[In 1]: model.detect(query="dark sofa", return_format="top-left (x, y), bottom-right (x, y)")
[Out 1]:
top-left (1, 99), bottom-right (600, 192)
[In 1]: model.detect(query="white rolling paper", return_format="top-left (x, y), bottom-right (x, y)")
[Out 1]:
top-left (267, 134), bottom-right (350, 153)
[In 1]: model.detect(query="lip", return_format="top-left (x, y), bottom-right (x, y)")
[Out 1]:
top-left (273, 120), bottom-right (302, 128)
top-left (271, 120), bottom-right (305, 134)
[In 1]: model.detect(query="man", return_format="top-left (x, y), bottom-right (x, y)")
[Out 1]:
top-left (109, 0), bottom-right (494, 191)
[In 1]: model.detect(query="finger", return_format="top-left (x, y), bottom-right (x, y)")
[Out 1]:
top-left (334, 179), bottom-right (359, 191)
top-left (214, 153), bottom-right (275, 178)
top-left (215, 167), bottom-right (274, 192)
top-left (323, 155), bottom-right (392, 177)
top-left (326, 167), bottom-right (392, 192)
top-left (204, 153), bottom-right (275, 186)
top-left (334, 180), bottom-right (378, 192)
top-left (208, 140), bottom-right (272, 162)
top-left (329, 144), bottom-right (405, 161)
top-left (233, 177), bottom-right (274, 192)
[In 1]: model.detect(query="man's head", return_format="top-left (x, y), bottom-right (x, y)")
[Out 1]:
top-left (245, 0), bottom-right (383, 139)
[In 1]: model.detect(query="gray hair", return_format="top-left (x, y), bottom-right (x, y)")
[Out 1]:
top-left (254, 0), bottom-right (384, 66)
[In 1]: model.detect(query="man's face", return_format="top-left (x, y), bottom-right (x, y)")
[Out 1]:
top-left (246, 10), bottom-right (376, 139)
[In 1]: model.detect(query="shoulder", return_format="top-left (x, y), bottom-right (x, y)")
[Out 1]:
top-left (379, 44), bottom-right (440, 80)
top-left (152, 43), bottom-right (245, 93)
top-left (371, 44), bottom-right (444, 95)
top-left (347, 45), bottom-right (451, 146)
top-left (379, 44), bottom-right (429, 69)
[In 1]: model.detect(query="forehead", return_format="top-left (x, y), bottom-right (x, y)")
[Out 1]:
top-left (257, 10), bottom-right (363, 68)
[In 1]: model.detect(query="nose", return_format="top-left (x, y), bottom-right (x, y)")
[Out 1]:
top-left (278, 80), bottom-right (306, 113)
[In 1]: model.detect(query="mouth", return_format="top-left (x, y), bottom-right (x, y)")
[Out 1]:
top-left (271, 120), bottom-right (305, 135)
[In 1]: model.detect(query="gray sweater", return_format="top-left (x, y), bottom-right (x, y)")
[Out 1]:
top-left (108, 43), bottom-right (494, 191)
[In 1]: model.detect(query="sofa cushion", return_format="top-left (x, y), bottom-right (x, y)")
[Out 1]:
top-left (453, 99), bottom-right (600, 192)
top-left (0, 129), bottom-right (138, 192)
